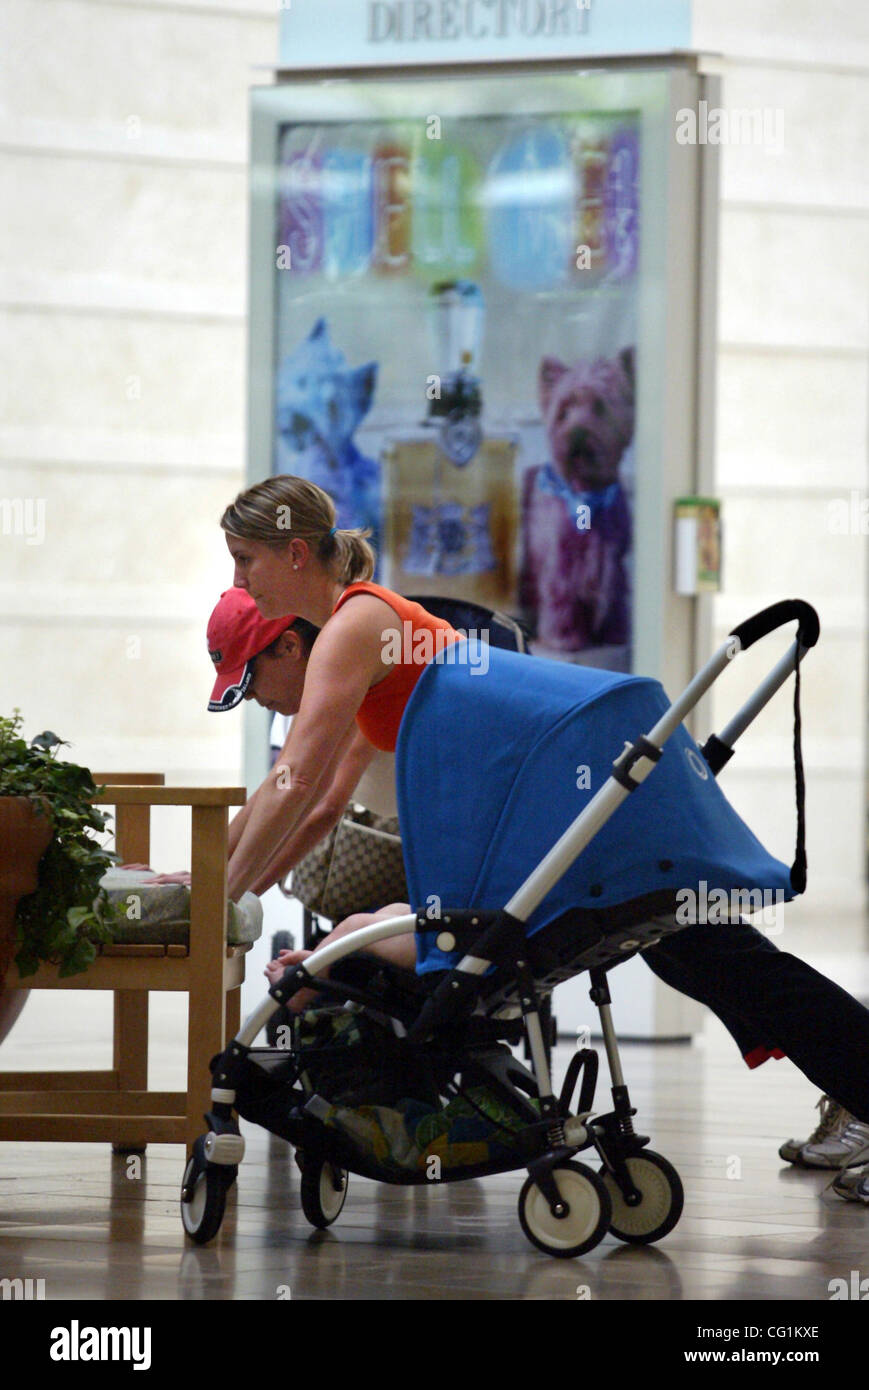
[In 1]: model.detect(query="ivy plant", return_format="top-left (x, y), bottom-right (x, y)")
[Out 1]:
top-left (0, 712), bottom-right (120, 977)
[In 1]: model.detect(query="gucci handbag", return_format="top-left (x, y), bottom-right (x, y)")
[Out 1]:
top-left (290, 804), bottom-right (408, 923)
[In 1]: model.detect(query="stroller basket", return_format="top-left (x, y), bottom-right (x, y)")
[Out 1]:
top-left (183, 599), bottom-right (819, 1258)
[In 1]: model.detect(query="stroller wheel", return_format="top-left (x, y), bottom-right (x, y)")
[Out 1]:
top-left (599, 1150), bottom-right (684, 1245)
top-left (518, 1161), bottom-right (612, 1259)
top-left (300, 1159), bottom-right (348, 1229)
top-left (180, 1138), bottom-right (234, 1245)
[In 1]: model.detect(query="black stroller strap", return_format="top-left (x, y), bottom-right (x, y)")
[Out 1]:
top-left (790, 643), bottom-right (807, 895)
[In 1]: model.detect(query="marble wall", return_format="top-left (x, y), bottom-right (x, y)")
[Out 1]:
top-left (694, 1), bottom-right (869, 909)
top-left (0, 0), bottom-right (278, 867)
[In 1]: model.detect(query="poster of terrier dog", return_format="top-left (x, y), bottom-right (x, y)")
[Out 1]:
top-left (519, 347), bottom-right (635, 668)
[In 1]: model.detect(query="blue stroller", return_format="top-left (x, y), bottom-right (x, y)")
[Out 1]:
top-left (181, 600), bottom-right (818, 1258)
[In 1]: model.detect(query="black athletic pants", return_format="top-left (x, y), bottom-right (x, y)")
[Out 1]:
top-left (643, 922), bottom-right (869, 1125)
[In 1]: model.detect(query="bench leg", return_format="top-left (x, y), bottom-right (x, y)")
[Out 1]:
top-left (187, 804), bottom-right (232, 1151)
top-left (187, 985), bottom-right (226, 1151)
top-left (111, 800), bottom-right (153, 1152)
top-left (112, 990), bottom-right (149, 1154)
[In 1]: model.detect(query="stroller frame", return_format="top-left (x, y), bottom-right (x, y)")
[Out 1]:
top-left (182, 600), bottom-right (819, 1257)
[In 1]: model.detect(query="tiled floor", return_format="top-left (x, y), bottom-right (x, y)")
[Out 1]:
top-left (1, 913), bottom-right (868, 1303)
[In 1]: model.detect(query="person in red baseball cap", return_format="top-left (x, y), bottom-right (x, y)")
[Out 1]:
top-left (151, 588), bottom-right (379, 897)
top-left (206, 586), bottom-right (316, 717)
top-left (200, 586), bottom-right (406, 1012)
top-left (206, 588), bottom-right (383, 901)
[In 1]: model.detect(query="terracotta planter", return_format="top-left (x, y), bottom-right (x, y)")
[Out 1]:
top-left (0, 795), bottom-right (54, 980)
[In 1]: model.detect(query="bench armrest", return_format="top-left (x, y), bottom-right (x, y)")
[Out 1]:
top-left (93, 782), bottom-right (247, 960)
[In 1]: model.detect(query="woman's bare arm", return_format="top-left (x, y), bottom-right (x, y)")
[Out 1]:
top-left (242, 729), bottom-right (376, 897)
top-left (227, 595), bottom-right (397, 900)
top-left (228, 788), bottom-right (260, 858)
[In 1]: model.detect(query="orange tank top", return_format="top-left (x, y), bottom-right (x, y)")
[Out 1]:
top-left (331, 582), bottom-right (462, 752)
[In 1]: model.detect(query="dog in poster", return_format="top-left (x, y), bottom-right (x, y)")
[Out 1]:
top-left (519, 346), bottom-right (634, 655)
top-left (274, 318), bottom-right (382, 556)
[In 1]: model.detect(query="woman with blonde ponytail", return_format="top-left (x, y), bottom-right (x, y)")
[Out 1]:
top-left (219, 475), bottom-right (462, 928)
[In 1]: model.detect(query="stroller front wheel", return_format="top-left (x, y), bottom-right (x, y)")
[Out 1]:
top-left (518, 1161), bottom-right (612, 1259)
top-left (300, 1160), bottom-right (348, 1229)
top-left (180, 1139), bottom-right (233, 1245)
top-left (599, 1150), bottom-right (684, 1245)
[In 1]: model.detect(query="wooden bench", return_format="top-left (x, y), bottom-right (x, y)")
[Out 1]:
top-left (0, 774), bottom-right (250, 1151)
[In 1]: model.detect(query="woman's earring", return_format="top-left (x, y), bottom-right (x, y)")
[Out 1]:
top-left (292, 564), bottom-right (299, 570)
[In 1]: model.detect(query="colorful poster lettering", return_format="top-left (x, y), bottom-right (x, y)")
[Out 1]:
top-left (487, 124), bottom-right (573, 290)
top-left (411, 140), bottom-right (483, 282)
top-left (278, 131), bottom-right (324, 274)
top-left (605, 128), bottom-right (640, 278)
top-left (372, 140), bottom-right (412, 273)
top-left (323, 143), bottom-right (374, 279)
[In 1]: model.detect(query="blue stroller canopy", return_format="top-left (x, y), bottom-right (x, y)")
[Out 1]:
top-left (395, 647), bottom-right (794, 973)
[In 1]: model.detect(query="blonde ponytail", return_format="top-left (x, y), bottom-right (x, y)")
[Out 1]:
top-left (221, 475), bottom-right (377, 582)
top-left (331, 528), bottom-right (375, 584)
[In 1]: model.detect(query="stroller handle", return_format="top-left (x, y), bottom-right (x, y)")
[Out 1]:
top-left (730, 600), bottom-right (820, 654)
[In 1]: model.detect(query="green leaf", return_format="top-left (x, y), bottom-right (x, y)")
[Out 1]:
top-left (59, 939), bottom-right (97, 977)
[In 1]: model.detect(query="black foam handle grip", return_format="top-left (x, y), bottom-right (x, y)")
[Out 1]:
top-left (729, 600), bottom-right (820, 653)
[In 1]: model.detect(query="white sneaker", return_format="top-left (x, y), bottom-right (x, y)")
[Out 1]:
top-left (830, 1162), bottom-right (869, 1204)
top-left (779, 1095), bottom-right (847, 1166)
top-left (800, 1100), bottom-right (869, 1169)
top-left (827, 1136), bottom-right (869, 1203)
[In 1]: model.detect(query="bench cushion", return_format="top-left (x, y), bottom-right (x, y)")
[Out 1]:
top-left (99, 869), bottom-right (263, 947)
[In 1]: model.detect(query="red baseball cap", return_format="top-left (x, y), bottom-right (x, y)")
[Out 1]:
top-left (207, 589), bottom-right (296, 712)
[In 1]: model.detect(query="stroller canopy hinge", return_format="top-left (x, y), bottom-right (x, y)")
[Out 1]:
top-left (611, 735), bottom-right (662, 792)
top-left (700, 734), bottom-right (735, 775)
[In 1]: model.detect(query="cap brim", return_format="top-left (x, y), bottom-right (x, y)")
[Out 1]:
top-left (208, 661), bottom-right (253, 712)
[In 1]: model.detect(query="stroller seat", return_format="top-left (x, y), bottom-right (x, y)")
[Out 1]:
top-left (477, 905), bottom-right (683, 1019)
